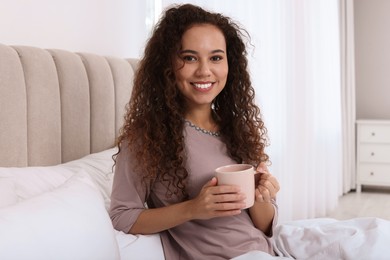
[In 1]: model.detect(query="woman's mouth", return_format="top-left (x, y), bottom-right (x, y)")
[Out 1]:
top-left (192, 82), bottom-right (214, 91)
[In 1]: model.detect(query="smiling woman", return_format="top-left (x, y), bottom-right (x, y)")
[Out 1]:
top-left (109, 3), bottom-right (279, 259)
top-left (159, 0), bottom-right (345, 223)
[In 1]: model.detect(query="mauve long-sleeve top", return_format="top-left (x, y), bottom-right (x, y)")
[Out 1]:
top-left (109, 124), bottom-right (277, 259)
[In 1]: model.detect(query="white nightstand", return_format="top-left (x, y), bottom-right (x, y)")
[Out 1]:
top-left (356, 120), bottom-right (390, 192)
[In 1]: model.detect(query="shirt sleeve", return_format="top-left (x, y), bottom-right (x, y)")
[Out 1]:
top-left (267, 199), bottom-right (278, 238)
top-left (109, 143), bottom-right (147, 233)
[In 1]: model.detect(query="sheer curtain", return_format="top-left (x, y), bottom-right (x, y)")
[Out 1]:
top-left (155, 0), bottom-right (343, 222)
top-left (340, 0), bottom-right (356, 193)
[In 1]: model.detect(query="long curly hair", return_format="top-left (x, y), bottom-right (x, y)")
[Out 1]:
top-left (116, 4), bottom-right (269, 200)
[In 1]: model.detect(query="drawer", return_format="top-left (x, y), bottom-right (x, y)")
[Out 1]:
top-left (358, 124), bottom-right (390, 143)
top-left (359, 164), bottom-right (390, 183)
top-left (359, 144), bottom-right (390, 163)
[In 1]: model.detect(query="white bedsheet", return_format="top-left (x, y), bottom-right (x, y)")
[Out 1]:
top-left (116, 217), bottom-right (390, 260)
top-left (234, 217), bottom-right (390, 260)
top-left (115, 231), bottom-right (165, 260)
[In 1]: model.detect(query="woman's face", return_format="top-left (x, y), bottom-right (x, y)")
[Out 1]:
top-left (174, 24), bottom-right (228, 111)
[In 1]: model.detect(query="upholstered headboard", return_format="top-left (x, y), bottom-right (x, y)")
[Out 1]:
top-left (0, 44), bottom-right (137, 167)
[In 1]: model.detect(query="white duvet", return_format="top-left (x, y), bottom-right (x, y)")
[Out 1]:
top-left (1, 148), bottom-right (390, 260)
top-left (235, 217), bottom-right (390, 260)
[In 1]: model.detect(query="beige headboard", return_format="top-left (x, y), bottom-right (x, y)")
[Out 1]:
top-left (0, 44), bottom-right (137, 167)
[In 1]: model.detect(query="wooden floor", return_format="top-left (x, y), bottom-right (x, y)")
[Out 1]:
top-left (327, 187), bottom-right (390, 221)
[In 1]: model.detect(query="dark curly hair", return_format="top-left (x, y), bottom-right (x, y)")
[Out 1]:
top-left (116, 4), bottom-right (269, 200)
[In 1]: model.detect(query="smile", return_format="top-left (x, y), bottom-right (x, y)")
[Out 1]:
top-left (192, 82), bottom-right (214, 90)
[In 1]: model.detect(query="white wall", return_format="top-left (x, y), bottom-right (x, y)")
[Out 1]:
top-left (0, 0), bottom-right (151, 58)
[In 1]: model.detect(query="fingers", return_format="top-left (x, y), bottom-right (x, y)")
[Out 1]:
top-left (256, 162), bottom-right (269, 174)
top-left (212, 192), bottom-right (246, 205)
top-left (255, 165), bottom-right (280, 203)
top-left (203, 177), bottom-right (218, 188)
top-left (255, 189), bottom-right (267, 203)
top-left (259, 174), bottom-right (280, 195)
top-left (256, 184), bottom-right (273, 203)
top-left (212, 193), bottom-right (246, 215)
top-left (195, 179), bottom-right (247, 219)
top-left (206, 185), bottom-right (245, 206)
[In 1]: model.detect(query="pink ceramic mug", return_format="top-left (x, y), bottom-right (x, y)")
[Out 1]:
top-left (215, 164), bottom-right (255, 209)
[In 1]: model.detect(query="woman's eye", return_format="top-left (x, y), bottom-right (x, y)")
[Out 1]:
top-left (211, 56), bottom-right (223, 62)
top-left (182, 56), bottom-right (197, 62)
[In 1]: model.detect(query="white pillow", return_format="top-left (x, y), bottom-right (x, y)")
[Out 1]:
top-left (0, 173), bottom-right (120, 260)
top-left (63, 148), bottom-right (117, 210)
top-left (0, 148), bottom-right (117, 210)
top-left (0, 165), bottom-right (75, 201)
top-left (0, 179), bottom-right (17, 208)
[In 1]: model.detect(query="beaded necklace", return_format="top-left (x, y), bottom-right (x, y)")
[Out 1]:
top-left (184, 119), bottom-right (220, 137)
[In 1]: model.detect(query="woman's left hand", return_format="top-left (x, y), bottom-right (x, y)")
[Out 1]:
top-left (255, 162), bottom-right (280, 203)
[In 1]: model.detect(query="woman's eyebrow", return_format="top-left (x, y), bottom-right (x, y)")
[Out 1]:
top-left (179, 49), bottom-right (226, 54)
top-left (211, 49), bottom-right (225, 54)
top-left (180, 50), bottom-right (197, 55)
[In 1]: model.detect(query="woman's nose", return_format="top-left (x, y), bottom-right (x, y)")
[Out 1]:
top-left (195, 61), bottom-right (211, 77)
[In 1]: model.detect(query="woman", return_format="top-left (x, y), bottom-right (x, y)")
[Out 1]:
top-left (110, 4), bottom-right (280, 259)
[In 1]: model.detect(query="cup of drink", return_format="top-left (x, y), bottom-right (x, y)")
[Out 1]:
top-left (215, 164), bottom-right (255, 209)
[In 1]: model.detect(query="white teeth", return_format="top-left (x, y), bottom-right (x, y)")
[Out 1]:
top-left (193, 83), bottom-right (212, 89)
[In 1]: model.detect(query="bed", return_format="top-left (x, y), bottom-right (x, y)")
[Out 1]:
top-left (1, 43), bottom-right (390, 260)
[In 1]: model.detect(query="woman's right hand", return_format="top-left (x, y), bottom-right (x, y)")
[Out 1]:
top-left (128, 177), bottom-right (246, 234)
top-left (187, 177), bottom-right (247, 220)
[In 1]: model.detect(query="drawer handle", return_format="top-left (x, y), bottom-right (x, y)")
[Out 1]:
top-left (370, 172), bottom-right (374, 176)
top-left (371, 152), bottom-right (375, 156)
top-left (371, 132), bottom-right (376, 136)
